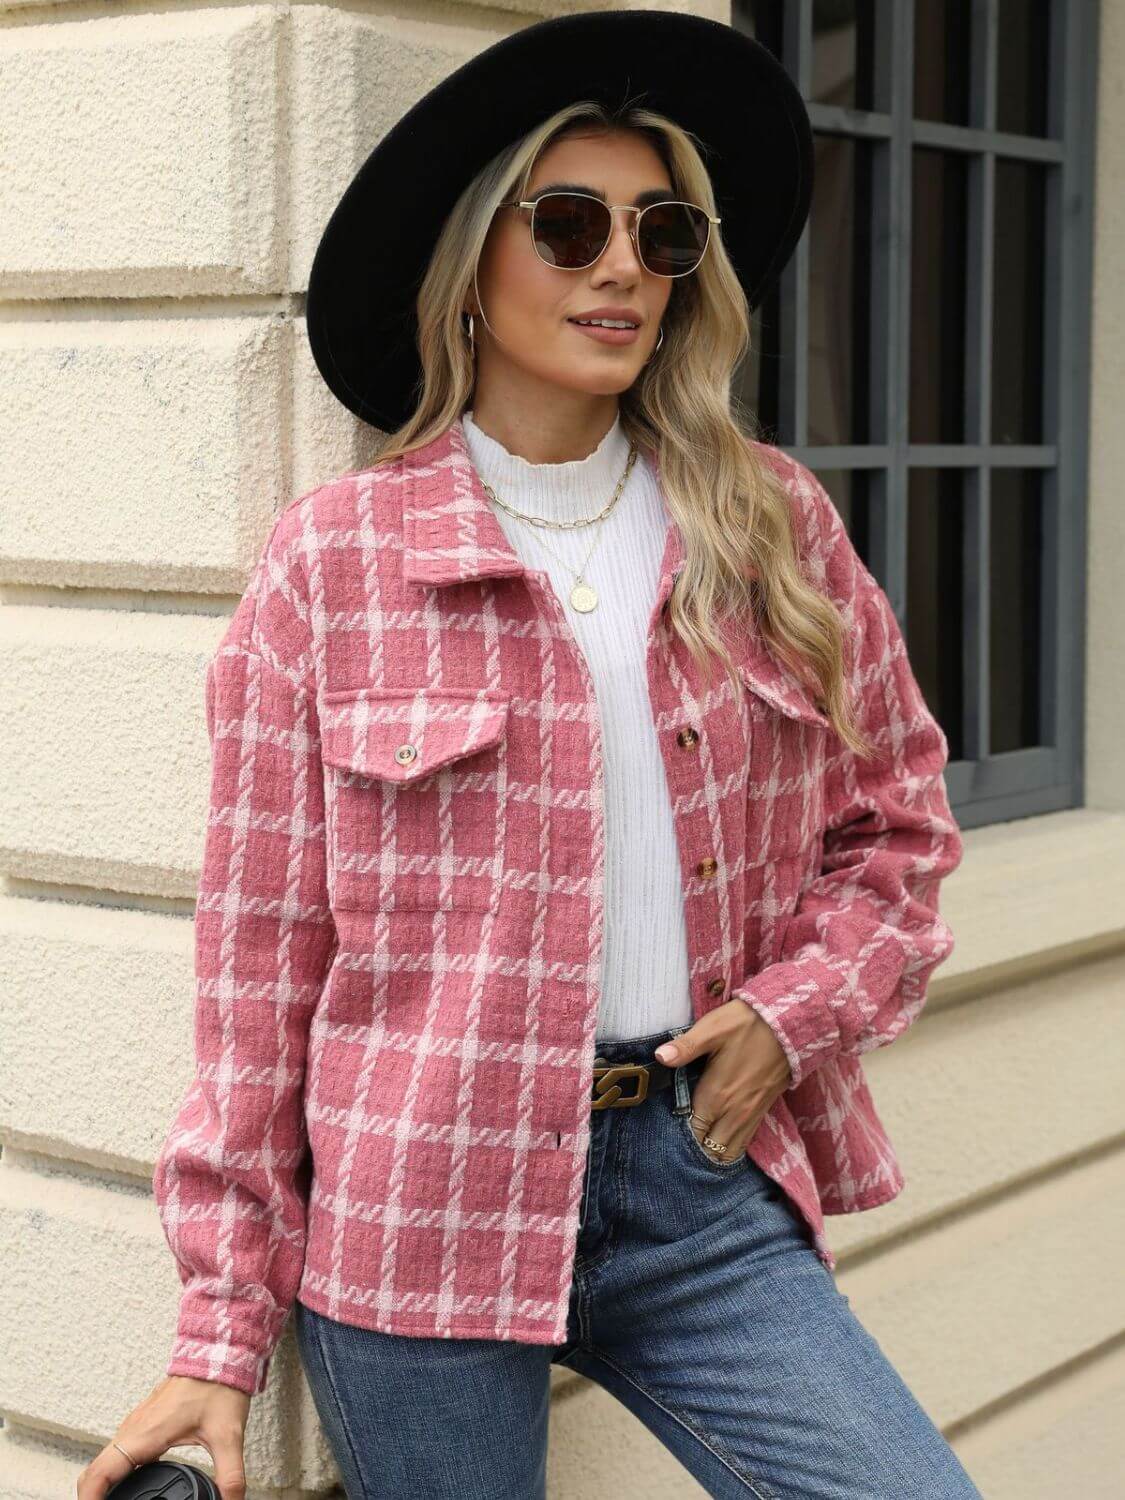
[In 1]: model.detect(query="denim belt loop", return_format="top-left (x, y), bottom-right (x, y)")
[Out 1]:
top-left (668, 1022), bottom-right (693, 1117)
top-left (672, 1063), bottom-right (692, 1116)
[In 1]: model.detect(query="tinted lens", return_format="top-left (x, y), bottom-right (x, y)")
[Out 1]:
top-left (639, 201), bottom-right (711, 275)
top-left (530, 193), bottom-right (710, 275)
top-left (531, 193), bottom-right (612, 269)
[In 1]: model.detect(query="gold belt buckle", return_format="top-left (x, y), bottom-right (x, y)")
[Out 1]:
top-left (591, 1062), bottom-right (649, 1109)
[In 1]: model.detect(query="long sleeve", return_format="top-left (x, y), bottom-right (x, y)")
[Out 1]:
top-left (735, 520), bottom-right (963, 1091)
top-left (152, 508), bottom-right (337, 1397)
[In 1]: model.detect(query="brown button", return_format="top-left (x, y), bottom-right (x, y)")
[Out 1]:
top-left (676, 726), bottom-right (699, 748)
top-left (696, 857), bottom-right (718, 879)
top-left (706, 977), bottom-right (725, 997)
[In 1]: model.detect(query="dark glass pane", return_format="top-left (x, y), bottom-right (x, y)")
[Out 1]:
top-left (997, 0), bottom-right (1050, 137)
top-left (990, 469), bottom-right (1043, 751)
top-left (992, 161), bottom-right (1046, 443)
top-left (914, 0), bottom-right (971, 125)
top-left (908, 469), bottom-right (964, 759)
top-left (910, 148), bottom-right (968, 443)
top-left (739, 0), bottom-right (783, 58)
top-left (737, 280), bottom-right (782, 440)
top-left (811, 470), bottom-right (873, 570)
top-left (809, 135), bottom-right (874, 445)
top-left (812, 0), bottom-right (876, 111)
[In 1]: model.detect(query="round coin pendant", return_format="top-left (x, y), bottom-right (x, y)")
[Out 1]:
top-left (569, 580), bottom-right (599, 612)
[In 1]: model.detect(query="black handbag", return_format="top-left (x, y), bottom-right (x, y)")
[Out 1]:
top-left (105, 1458), bottom-right (221, 1498)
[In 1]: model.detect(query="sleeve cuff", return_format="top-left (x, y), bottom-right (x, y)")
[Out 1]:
top-left (734, 956), bottom-right (843, 1090)
top-left (166, 1337), bottom-right (271, 1397)
top-left (167, 1294), bottom-right (283, 1397)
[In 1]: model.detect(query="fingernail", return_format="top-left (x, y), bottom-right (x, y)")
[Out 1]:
top-left (655, 1044), bottom-right (676, 1062)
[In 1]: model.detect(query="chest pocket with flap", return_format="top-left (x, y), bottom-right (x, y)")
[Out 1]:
top-left (319, 685), bottom-right (510, 913)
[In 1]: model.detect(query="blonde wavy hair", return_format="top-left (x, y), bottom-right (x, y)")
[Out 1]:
top-left (367, 98), bottom-right (874, 759)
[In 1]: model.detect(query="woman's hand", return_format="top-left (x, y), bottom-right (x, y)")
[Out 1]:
top-left (654, 1001), bottom-right (791, 1163)
top-left (76, 1375), bottom-right (251, 1500)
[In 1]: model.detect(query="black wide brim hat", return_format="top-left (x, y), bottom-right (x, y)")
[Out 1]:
top-left (306, 8), bottom-right (813, 433)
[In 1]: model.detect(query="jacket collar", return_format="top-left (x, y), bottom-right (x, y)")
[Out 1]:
top-left (401, 413), bottom-right (685, 594)
top-left (399, 415), bottom-right (828, 728)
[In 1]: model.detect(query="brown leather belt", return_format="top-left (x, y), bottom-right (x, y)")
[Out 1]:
top-left (590, 1055), bottom-right (682, 1109)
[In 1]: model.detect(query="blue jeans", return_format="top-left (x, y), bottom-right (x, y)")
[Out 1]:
top-left (294, 1024), bottom-right (982, 1499)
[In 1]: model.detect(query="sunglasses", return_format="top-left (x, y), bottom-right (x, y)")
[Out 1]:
top-left (497, 191), bottom-right (720, 278)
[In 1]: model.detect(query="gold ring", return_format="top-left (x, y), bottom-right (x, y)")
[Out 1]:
top-left (702, 1133), bottom-right (728, 1154)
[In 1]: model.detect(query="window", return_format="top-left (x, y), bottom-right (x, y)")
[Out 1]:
top-left (734, 0), bottom-right (1098, 828)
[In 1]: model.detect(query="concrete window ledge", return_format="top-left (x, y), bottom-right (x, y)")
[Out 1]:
top-left (933, 807), bottom-right (1125, 1006)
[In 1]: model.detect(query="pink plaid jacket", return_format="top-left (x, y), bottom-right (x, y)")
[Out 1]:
top-left (153, 414), bottom-right (963, 1396)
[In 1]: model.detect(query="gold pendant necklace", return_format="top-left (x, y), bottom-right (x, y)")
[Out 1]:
top-left (518, 520), bottom-right (607, 611)
top-left (477, 442), bottom-right (639, 613)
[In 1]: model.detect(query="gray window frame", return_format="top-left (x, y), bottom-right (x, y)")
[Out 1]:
top-left (736, 0), bottom-right (1100, 830)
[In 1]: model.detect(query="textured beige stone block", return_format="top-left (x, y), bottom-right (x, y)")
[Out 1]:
top-left (0, 318), bottom-right (288, 589)
top-left (0, 607), bottom-right (224, 898)
top-left (0, 897), bottom-right (198, 1169)
top-left (0, 9), bottom-right (284, 296)
top-left (956, 1344), bottom-right (1125, 1500)
top-left (941, 810), bottom-right (1125, 990)
top-left (839, 1148), bottom-right (1125, 1429)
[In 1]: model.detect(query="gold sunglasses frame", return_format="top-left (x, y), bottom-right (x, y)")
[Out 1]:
top-left (497, 191), bottom-right (721, 278)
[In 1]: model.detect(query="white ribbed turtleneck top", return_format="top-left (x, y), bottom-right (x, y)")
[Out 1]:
top-left (460, 407), bottom-right (692, 1043)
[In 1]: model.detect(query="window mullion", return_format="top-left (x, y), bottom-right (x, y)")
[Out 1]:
top-left (962, 0), bottom-right (998, 760)
top-left (880, 0), bottom-right (913, 617)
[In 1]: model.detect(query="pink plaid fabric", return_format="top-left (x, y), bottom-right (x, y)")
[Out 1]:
top-left (153, 416), bottom-right (963, 1396)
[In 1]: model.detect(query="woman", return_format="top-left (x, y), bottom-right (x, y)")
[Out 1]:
top-left (80, 12), bottom-right (979, 1500)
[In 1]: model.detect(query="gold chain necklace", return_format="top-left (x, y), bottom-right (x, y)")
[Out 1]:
top-left (478, 443), bottom-right (639, 613)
